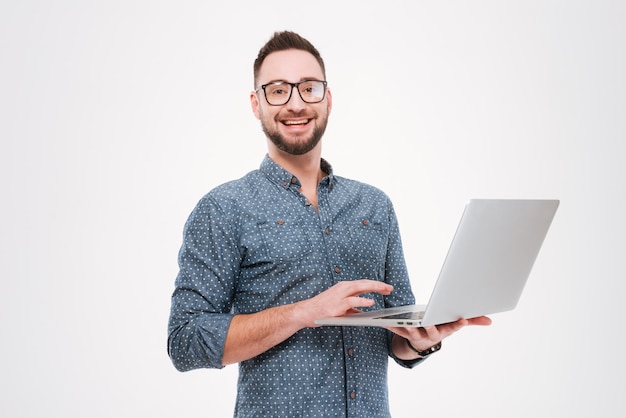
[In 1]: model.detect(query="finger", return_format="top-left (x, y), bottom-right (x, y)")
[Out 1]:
top-left (384, 326), bottom-right (411, 340)
top-left (433, 319), bottom-right (466, 336)
top-left (466, 316), bottom-right (492, 326)
top-left (421, 325), bottom-right (442, 341)
top-left (345, 296), bottom-right (376, 309)
top-left (394, 326), bottom-right (429, 342)
top-left (354, 280), bottom-right (394, 295)
top-left (346, 308), bottom-right (364, 315)
top-left (337, 280), bottom-right (394, 296)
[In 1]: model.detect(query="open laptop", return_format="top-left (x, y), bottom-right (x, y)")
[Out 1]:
top-left (315, 199), bottom-right (559, 327)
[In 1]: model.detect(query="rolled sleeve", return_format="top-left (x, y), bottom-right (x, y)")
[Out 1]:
top-left (168, 310), bottom-right (233, 371)
top-left (168, 194), bottom-right (241, 371)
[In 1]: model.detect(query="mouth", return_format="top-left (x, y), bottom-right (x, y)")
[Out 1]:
top-left (281, 118), bottom-right (311, 127)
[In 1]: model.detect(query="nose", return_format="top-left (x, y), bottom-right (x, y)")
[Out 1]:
top-left (284, 88), bottom-right (307, 112)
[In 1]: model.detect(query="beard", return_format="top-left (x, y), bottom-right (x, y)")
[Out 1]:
top-left (261, 112), bottom-right (329, 156)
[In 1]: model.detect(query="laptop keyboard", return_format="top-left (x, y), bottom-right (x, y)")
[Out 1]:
top-left (377, 311), bottom-right (424, 320)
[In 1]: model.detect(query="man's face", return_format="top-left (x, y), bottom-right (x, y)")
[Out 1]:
top-left (251, 49), bottom-right (332, 156)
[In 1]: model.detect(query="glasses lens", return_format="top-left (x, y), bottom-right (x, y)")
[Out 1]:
top-left (264, 82), bottom-right (292, 105)
top-left (298, 81), bottom-right (325, 103)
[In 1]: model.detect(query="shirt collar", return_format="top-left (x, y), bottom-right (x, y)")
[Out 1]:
top-left (260, 154), bottom-right (336, 190)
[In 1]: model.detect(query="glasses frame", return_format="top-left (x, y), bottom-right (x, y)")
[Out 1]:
top-left (256, 80), bottom-right (328, 106)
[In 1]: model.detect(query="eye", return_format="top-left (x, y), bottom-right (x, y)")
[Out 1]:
top-left (266, 83), bottom-right (289, 96)
top-left (299, 81), bottom-right (315, 94)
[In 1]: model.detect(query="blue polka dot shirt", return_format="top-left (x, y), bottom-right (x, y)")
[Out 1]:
top-left (168, 155), bottom-right (420, 417)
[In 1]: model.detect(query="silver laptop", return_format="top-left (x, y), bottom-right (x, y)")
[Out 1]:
top-left (315, 199), bottom-right (559, 327)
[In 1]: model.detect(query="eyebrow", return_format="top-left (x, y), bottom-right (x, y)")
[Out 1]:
top-left (263, 77), bottom-right (324, 85)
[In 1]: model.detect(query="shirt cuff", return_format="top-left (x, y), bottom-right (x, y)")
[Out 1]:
top-left (386, 330), bottom-right (426, 369)
top-left (168, 313), bottom-right (234, 371)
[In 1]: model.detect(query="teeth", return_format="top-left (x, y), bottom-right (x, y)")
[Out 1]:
top-left (284, 120), bottom-right (308, 125)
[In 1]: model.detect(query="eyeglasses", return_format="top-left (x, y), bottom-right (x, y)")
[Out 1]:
top-left (256, 80), bottom-right (328, 106)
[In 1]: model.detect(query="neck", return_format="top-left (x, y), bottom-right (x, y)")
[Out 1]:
top-left (268, 147), bottom-right (324, 211)
top-left (268, 147), bottom-right (323, 185)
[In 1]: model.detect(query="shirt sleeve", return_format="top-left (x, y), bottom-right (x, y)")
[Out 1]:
top-left (382, 199), bottom-right (415, 309)
top-left (386, 330), bottom-right (426, 369)
top-left (381, 200), bottom-right (425, 369)
top-left (167, 194), bottom-right (241, 371)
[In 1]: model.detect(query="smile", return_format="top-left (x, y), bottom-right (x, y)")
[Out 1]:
top-left (282, 119), bottom-right (310, 126)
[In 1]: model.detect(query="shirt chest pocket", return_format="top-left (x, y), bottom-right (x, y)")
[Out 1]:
top-left (253, 217), bottom-right (314, 262)
top-left (346, 219), bottom-right (388, 266)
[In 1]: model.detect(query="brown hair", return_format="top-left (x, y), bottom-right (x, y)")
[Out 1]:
top-left (253, 31), bottom-right (326, 86)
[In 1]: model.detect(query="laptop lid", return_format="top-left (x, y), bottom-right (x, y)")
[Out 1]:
top-left (420, 198), bottom-right (559, 326)
top-left (315, 199), bottom-right (559, 327)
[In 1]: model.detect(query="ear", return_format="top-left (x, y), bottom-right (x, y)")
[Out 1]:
top-left (250, 90), bottom-right (261, 120)
top-left (326, 87), bottom-right (333, 115)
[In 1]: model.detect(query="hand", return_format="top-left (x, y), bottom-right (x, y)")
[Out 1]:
top-left (223, 279), bottom-right (393, 365)
top-left (388, 316), bottom-right (492, 355)
top-left (295, 280), bottom-right (394, 328)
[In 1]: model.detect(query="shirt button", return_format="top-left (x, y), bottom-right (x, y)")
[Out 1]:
top-left (348, 348), bottom-right (354, 356)
top-left (277, 219), bottom-right (284, 225)
top-left (291, 177), bottom-right (298, 184)
top-left (325, 228), bottom-right (330, 235)
top-left (334, 266), bottom-right (341, 274)
top-left (350, 391), bottom-right (356, 399)
top-left (362, 219), bottom-right (369, 226)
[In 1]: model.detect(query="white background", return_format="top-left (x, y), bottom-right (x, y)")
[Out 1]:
top-left (1, 1), bottom-right (624, 417)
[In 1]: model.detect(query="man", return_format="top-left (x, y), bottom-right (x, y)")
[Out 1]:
top-left (168, 31), bottom-right (491, 417)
